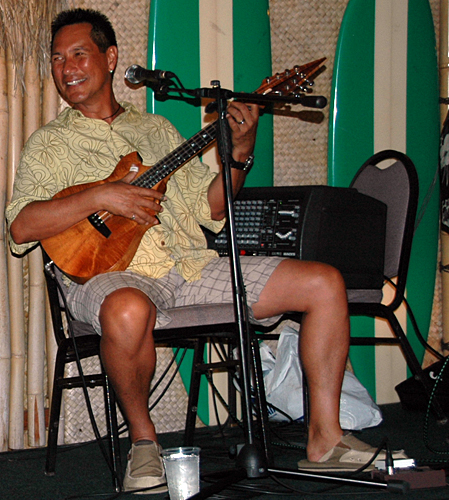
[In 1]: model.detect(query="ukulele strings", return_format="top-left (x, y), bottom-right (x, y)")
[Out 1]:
top-left (133, 122), bottom-right (218, 190)
top-left (93, 122), bottom-right (218, 225)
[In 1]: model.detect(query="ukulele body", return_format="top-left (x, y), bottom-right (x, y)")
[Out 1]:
top-left (42, 152), bottom-right (165, 284)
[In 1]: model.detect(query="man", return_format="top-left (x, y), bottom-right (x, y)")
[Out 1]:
top-left (6, 8), bottom-right (397, 494)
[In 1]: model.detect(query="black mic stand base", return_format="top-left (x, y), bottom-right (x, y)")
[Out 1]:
top-left (235, 442), bottom-right (269, 478)
top-left (190, 450), bottom-right (409, 500)
top-left (189, 441), bottom-right (269, 500)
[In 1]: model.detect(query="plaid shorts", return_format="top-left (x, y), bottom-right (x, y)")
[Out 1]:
top-left (66, 256), bottom-right (286, 334)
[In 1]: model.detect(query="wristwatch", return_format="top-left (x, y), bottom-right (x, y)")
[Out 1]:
top-left (230, 154), bottom-right (254, 173)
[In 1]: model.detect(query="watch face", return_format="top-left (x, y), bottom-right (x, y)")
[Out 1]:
top-left (244, 155), bottom-right (254, 171)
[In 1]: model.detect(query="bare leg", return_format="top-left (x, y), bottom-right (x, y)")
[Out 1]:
top-left (251, 259), bottom-right (350, 461)
top-left (99, 287), bottom-right (158, 444)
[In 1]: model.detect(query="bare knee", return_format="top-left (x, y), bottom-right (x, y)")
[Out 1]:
top-left (307, 262), bottom-right (347, 303)
top-left (99, 287), bottom-right (156, 341)
top-left (254, 259), bottom-right (347, 319)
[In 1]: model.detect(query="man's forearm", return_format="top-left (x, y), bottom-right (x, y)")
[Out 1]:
top-left (10, 190), bottom-right (100, 245)
top-left (207, 167), bottom-right (247, 220)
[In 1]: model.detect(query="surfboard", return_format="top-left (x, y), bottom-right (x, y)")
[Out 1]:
top-left (147, 0), bottom-right (273, 424)
top-left (328, 0), bottom-right (440, 403)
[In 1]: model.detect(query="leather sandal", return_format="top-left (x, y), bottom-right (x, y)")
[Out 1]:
top-left (297, 433), bottom-right (407, 472)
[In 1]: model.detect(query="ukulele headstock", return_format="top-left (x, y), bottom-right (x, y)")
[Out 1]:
top-left (256, 58), bottom-right (326, 99)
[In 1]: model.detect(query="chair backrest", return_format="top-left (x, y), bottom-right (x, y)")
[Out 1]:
top-left (43, 249), bottom-right (98, 344)
top-left (43, 250), bottom-right (68, 345)
top-left (349, 149), bottom-right (419, 307)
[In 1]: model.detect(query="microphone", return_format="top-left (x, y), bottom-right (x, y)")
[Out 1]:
top-left (299, 95), bottom-right (328, 109)
top-left (125, 64), bottom-right (175, 85)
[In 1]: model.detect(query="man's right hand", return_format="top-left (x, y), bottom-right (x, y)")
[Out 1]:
top-left (10, 170), bottom-right (166, 246)
top-left (95, 169), bottom-right (166, 226)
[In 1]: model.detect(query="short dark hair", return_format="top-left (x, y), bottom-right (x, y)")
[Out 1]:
top-left (51, 8), bottom-right (117, 53)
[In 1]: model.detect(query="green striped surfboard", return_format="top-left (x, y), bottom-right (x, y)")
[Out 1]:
top-left (328, 0), bottom-right (439, 402)
top-left (147, 0), bottom-right (273, 424)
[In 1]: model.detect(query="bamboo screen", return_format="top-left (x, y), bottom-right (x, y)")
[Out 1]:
top-left (0, 0), bottom-right (443, 450)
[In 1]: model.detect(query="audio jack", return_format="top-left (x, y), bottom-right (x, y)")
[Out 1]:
top-left (385, 440), bottom-right (394, 476)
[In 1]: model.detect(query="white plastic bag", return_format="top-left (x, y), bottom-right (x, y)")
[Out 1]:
top-left (339, 370), bottom-right (383, 430)
top-left (260, 326), bottom-right (383, 430)
top-left (262, 328), bottom-right (304, 422)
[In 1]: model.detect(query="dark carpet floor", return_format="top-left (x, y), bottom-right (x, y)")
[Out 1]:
top-left (2, 403), bottom-right (449, 500)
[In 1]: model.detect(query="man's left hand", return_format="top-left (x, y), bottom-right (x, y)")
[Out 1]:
top-left (226, 101), bottom-right (259, 162)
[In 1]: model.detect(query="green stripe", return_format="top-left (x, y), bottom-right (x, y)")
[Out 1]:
top-left (328, 0), bottom-right (376, 186)
top-left (233, 0), bottom-right (273, 187)
top-left (328, 0), bottom-right (376, 399)
top-left (148, 0), bottom-right (208, 423)
top-left (147, 0), bottom-right (201, 139)
top-left (405, 0), bottom-right (439, 372)
top-left (148, 0), bottom-right (273, 424)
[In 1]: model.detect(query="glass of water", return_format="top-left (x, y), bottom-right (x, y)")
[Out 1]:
top-left (162, 447), bottom-right (200, 500)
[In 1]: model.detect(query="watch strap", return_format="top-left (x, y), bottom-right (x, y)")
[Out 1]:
top-left (230, 154), bottom-right (254, 173)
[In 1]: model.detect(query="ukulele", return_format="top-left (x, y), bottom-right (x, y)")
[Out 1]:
top-left (41, 58), bottom-right (326, 283)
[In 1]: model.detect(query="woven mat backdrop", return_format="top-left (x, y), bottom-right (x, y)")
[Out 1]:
top-left (271, 0), bottom-right (346, 187)
top-left (62, 0), bottom-right (443, 442)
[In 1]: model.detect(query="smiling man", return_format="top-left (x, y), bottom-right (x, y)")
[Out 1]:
top-left (51, 23), bottom-right (118, 114)
top-left (5, 7), bottom-right (403, 494)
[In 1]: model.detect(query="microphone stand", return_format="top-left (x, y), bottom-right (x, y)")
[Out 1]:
top-left (147, 78), bottom-right (408, 498)
top-left (211, 81), bottom-right (269, 480)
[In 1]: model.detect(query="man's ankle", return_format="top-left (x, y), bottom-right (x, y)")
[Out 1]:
top-left (134, 439), bottom-right (155, 446)
top-left (307, 431), bottom-right (343, 462)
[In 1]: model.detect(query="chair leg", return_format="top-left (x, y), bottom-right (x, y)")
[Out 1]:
top-left (45, 350), bottom-right (66, 476)
top-left (103, 374), bottom-right (123, 491)
top-left (387, 312), bottom-right (448, 422)
top-left (302, 368), bottom-right (310, 431)
top-left (184, 338), bottom-right (207, 446)
top-left (250, 336), bottom-right (273, 465)
top-left (225, 341), bottom-right (238, 427)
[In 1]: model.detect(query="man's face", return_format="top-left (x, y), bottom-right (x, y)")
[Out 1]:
top-left (51, 22), bottom-right (116, 110)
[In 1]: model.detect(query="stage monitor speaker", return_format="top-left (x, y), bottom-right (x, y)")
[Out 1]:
top-left (205, 185), bottom-right (387, 290)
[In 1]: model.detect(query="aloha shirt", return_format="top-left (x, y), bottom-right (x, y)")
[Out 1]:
top-left (5, 102), bottom-right (225, 282)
